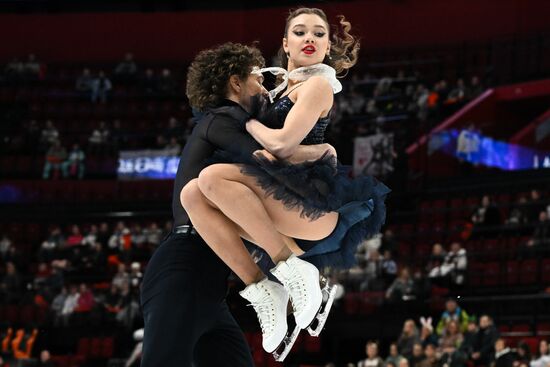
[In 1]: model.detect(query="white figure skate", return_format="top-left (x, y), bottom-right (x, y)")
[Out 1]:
top-left (239, 278), bottom-right (289, 353)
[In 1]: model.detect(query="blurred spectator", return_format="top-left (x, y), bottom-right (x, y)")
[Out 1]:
top-left (42, 140), bottom-right (67, 179)
top-left (23, 53), bottom-right (42, 78)
top-left (143, 222), bottom-right (162, 246)
top-left (360, 249), bottom-right (382, 291)
top-left (38, 349), bottom-right (55, 367)
top-left (40, 227), bottom-right (65, 261)
top-left (0, 261), bottom-right (21, 303)
top-left (40, 120), bottom-right (60, 149)
top-left (358, 341), bottom-right (384, 367)
top-left (61, 143), bottom-right (85, 179)
top-left (66, 225), bottom-right (84, 247)
top-left (460, 318), bottom-right (479, 358)
top-left (82, 225), bottom-right (99, 247)
top-left (33, 262), bottom-right (51, 289)
top-left (61, 284), bottom-right (80, 325)
top-left (410, 343), bottom-right (425, 367)
top-left (86, 242), bottom-right (107, 273)
top-left (439, 320), bottom-right (464, 353)
top-left (75, 68), bottom-right (94, 97)
top-left (75, 283), bottom-right (95, 312)
top-left (472, 315), bottom-right (499, 366)
top-left (88, 121), bottom-right (111, 155)
top-left (51, 286), bottom-right (67, 326)
top-left (417, 344), bottom-right (439, 367)
top-left (157, 68), bottom-right (177, 96)
top-left (531, 340), bottom-right (550, 367)
top-left (516, 341), bottom-right (531, 366)
top-left (129, 262), bottom-right (143, 291)
top-left (386, 267), bottom-right (415, 302)
top-left (114, 52), bottom-right (138, 79)
top-left (109, 221), bottom-right (129, 252)
top-left (527, 190), bottom-right (546, 222)
top-left (430, 242), bottom-right (468, 288)
top-left (45, 263), bottom-right (65, 293)
top-left (398, 319), bottom-right (421, 359)
top-left (471, 195), bottom-right (501, 234)
top-left (103, 283), bottom-right (122, 320)
top-left (139, 68), bottom-right (157, 96)
top-left (437, 299), bottom-right (470, 335)
top-left (419, 317), bottom-right (439, 347)
top-left (493, 338), bottom-right (517, 367)
top-left (386, 343), bottom-right (405, 367)
top-left (468, 76), bottom-right (484, 99)
top-left (97, 222), bottom-right (111, 248)
top-left (91, 70), bottom-right (112, 103)
top-left (131, 224), bottom-right (146, 247)
top-left (426, 243), bottom-right (446, 274)
top-left (117, 282), bottom-right (139, 329)
top-left (381, 249), bottom-right (398, 286)
top-left (507, 196), bottom-right (530, 226)
top-left (446, 79), bottom-right (466, 104)
top-left (112, 263), bottom-right (130, 291)
top-left (0, 234), bottom-right (12, 259)
top-left (380, 229), bottom-right (398, 256)
top-left (527, 211), bottom-right (550, 248)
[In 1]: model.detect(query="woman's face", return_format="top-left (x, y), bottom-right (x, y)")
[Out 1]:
top-left (540, 340), bottom-right (548, 355)
top-left (283, 13), bottom-right (330, 70)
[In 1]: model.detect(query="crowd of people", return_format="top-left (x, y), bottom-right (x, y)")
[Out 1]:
top-left (1, 52), bottom-right (488, 184)
top-left (348, 300), bottom-right (550, 367)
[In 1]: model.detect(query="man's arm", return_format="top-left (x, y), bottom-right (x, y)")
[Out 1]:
top-left (206, 115), bottom-right (262, 156)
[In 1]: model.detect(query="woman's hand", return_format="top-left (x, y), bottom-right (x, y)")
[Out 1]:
top-left (253, 149), bottom-right (277, 162)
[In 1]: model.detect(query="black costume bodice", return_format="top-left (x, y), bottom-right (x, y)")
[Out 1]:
top-left (269, 96), bottom-right (330, 145)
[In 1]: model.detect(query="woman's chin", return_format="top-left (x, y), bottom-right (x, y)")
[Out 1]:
top-left (292, 58), bottom-right (324, 69)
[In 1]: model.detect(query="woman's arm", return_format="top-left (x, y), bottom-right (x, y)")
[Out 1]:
top-left (246, 76), bottom-right (333, 159)
top-left (254, 143), bottom-right (336, 164)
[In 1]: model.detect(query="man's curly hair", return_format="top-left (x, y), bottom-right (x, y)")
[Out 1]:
top-left (186, 42), bottom-right (265, 111)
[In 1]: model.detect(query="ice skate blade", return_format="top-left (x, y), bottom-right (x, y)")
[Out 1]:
top-left (272, 324), bottom-right (301, 362)
top-left (307, 283), bottom-right (338, 337)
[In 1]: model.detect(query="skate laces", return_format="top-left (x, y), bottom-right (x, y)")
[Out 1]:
top-left (285, 267), bottom-right (307, 313)
top-left (247, 294), bottom-right (275, 335)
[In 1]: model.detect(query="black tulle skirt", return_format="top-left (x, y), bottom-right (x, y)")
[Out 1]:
top-left (210, 151), bottom-right (390, 269)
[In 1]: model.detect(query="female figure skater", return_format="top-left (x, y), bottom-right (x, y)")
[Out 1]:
top-left (182, 7), bottom-right (389, 358)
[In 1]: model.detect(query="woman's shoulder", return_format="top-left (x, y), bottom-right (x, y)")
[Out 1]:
top-left (301, 75), bottom-right (333, 92)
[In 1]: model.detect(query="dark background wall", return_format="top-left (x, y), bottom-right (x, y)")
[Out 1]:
top-left (1, 0), bottom-right (550, 63)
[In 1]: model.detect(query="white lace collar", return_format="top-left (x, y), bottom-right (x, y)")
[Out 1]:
top-left (251, 63), bottom-right (342, 102)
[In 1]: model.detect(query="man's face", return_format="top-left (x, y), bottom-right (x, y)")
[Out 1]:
top-left (446, 300), bottom-right (457, 312)
top-left (480, 316), bottom-right (490, 329)
top-left (238, 72), bottom-right (267, 111)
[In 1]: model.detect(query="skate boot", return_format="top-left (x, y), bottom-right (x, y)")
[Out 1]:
top-left (271, 254), bottom-right (322, 329)
top-left (307, 275), bottom-right (339, 336)
top-left (239, 278), bottom-right (289, 353)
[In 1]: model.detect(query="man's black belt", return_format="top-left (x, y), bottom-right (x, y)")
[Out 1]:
top-left (173, 225), bottom-right (197, 235)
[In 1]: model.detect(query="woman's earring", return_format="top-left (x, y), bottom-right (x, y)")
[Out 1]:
top-left (327, 53), bottom-right (332, 60)
top-left (286, 52), bottom-right (290, 57)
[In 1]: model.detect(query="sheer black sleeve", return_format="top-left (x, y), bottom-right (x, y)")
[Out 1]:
top-left (206, 115), bottom-right (262, 157)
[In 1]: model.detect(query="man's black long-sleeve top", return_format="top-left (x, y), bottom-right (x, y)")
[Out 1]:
top-left (172, 100), bottom-right (261, 227)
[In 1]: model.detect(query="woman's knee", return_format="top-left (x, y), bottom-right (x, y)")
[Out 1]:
top-left (180, 179), bottom-right (202, 209)
top-left (197, 165), bottom-right (230, 198)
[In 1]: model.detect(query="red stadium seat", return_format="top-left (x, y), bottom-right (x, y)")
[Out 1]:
top-left (504, 261), bottom-right (519, 285)
top-left (519, 260), bottom-right (538, 285)
top-left (482, 262), bottom-right (500, 287)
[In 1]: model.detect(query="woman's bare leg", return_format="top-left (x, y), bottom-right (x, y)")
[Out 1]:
top-left (197, 164), bottom-right (339, 243)
top-left (180, 179), bottom-right (266, 285)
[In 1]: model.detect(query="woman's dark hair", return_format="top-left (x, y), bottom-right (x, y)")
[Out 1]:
top-left (278, 7), bottom-right (360, 76)
top-left (186, 42), bottom-right (265, 111)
